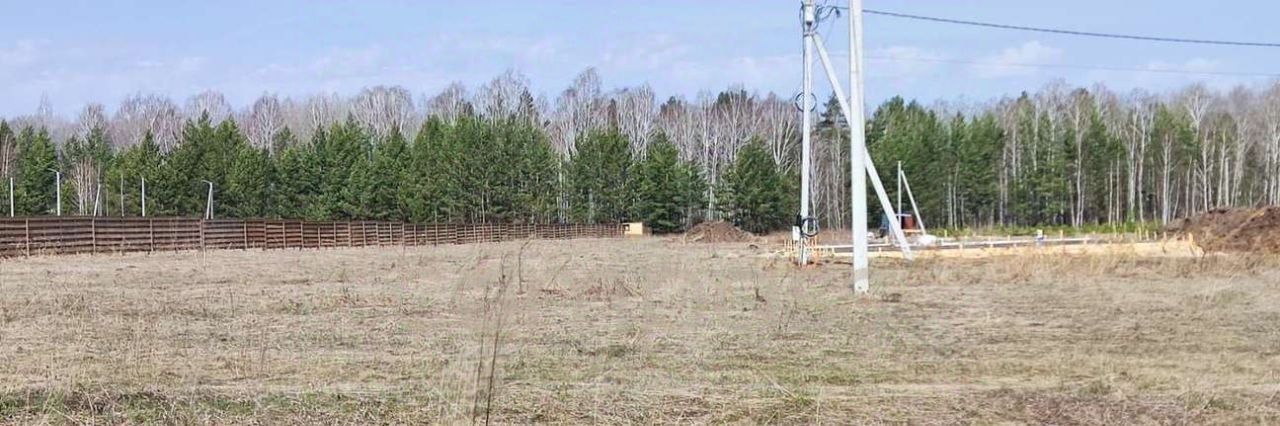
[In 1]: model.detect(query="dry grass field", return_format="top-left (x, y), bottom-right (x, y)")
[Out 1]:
top-left (2, 237), bottom-right (1279, 424)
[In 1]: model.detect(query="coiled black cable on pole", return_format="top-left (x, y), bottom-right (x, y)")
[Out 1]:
top-left (797, 215), bottom-right (820, 238)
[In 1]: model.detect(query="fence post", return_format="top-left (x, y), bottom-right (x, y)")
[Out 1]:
top-left (199, 219), bottom-right (206, 252)
top-left (243, 221), bottom-right (249, 250)
top-left (24, 218), bottom-right (30, 257)
top-left (148, 219), bottom-right (155, 252)
top-left (90, 218), bottom-right (97, 254)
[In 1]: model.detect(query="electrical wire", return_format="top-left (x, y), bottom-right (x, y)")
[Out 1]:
top-left (863, 55), bottom-right (1280, 78)
top-left (862, 9), bottom-right (1280, 48)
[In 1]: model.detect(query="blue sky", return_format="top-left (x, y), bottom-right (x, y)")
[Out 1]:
top-left (2, 0), bottom-right (1279, 116)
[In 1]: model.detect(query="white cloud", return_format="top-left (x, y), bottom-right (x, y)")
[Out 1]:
top-left (1082, 57), bottom-right (1241, 92)
top-left (0, 39), bottom-right (45, 68)
top-left (657, 53), bottom-right (796, 96)
top-left (970, 41), bottom-right (1063, 79)
top-left (867, 45), bottom-right (946, 79)
top-left (309, 45), bottom-right (385, 77)
top-left (427, 32), bottom-right (564, 64)
top-left (1144, 58), bottom-right (1222, 74)
top-left (176, 57), bottom-right (207, 74)
top-left (600, 34), bottom-right (693, 71)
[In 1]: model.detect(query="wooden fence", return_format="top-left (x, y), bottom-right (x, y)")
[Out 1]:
top-left (0, 217), bottom-right (623, 258)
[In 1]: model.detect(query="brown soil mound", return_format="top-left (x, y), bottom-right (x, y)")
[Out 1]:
top-left (1168, 207), bottom-right (1280, 253)
top-left (683, 221), bottom-right (756, 243)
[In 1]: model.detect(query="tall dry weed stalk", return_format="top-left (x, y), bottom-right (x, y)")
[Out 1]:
top-left (470, 255), bottom-right (513, 425)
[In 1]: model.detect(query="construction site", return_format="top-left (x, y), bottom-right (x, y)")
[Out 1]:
top-left (1, 209), bottom-right (1278, 423)
top-left (4, 0), bottom-right (1280, 424)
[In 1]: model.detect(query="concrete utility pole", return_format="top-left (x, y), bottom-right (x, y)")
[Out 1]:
top-left (93, 183), bottom-right (102, 216)
top-left (848, 0), bottom-right (870, 293)
top-left (800, 0), bottom-right (912, 293)
top-left (798, 0), bottom-right (816, 265)
top-left (901, 166), bottom-right (927, 234)
top-left (202, 180), bottom-right (214, 219)
top-left (897, 161), bottom-right (903, 219)
top-left (813, 34), bottom-right (911, 262)
top-left (141, 176), bottom-right (147, 217)
top-left (48, 168), bottom-right (61, 216)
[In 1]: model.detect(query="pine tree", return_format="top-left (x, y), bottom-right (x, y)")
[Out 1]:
top-left (319, 118), bottom-right (371, 219)
top-left (0, 121), bottom-right (14, 215)
top-left (165, 113), bottom-right (217, 215)
top-left (719, 139), bottom-right (791, 233)
top-left (14, 126), bottom-right (58, 215)
top-left (346, 151), bottom-right (376, 220)
top-left (568, 129), bottom-right (633, 223)
top-left (408, 116), bottom-right (459, 222)
top-left (451, 114), bottom-right (488, 221)
top-left (345, 128), bottom-right (408, 221)
top-left (956, 113), bottom-right (1003, 225)
top-left (272, 141), bottom-right (322, 220)
top-left (632, 133), bottom-right (703, 233)
top-left (868, 98), bottom-right (947, 225)
top-left (107, 132), bottom-right (163, 216)
top-left (225, 144), bottom-right (272, 218)
top-left (272, 127), bottom-right (297, 155)
top-left (511, 120), bottom-right (559, 223)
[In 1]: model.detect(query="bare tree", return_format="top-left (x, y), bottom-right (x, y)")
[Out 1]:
top-left (1223, 86), bottom-right (1257, 207)
top-left (296, 93), bottom-right (349, 142)
top-left (657, 96), bottom-right (701, 162)
top-left (0, 119), bottom-right (17, 184)
top-left (351, 86), bottom-right (415, 141)
top-left (425, 83), bottom-right (470, 124)
top-left (1263, 82), bottom-right (1280, 204)
top-left (244, 94), bottom-right (285, 152)
top-left (759, 93), bottom-right (798, 171)
top-left (1124, 90), bottom-right (1156, 222)
top-left (475, 70), bottom-right (534, 123)
top-left (67, 104), bottom-right (111, 215)
top-left (547, 68), bottom-right (606, 157)
top-left (111, 94), bottom-right (181, 150)
top-left (1178, 84), bottom-right (1214, 213)
top-left (611, 85), bottom-right (657, 155)
top-left (185, 90), bottom-right (233, 124)
top-left (75, 103), bottom-right (108, 139)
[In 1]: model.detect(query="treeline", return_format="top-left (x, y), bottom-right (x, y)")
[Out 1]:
top-left (2, 69), bottom-right (1278, 233)
top-left (852, 83), bottom-right (1280, 230)
top-left (0, 112), bottom-right (795, 233)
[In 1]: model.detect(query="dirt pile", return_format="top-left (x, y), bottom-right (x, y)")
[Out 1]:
top-left (1168, 207), bottom-right (1280, 253)
top-left (682, 221), bottom-right (756, 243)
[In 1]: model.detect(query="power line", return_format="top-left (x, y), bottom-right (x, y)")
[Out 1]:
top-left (864, 56), bottom-right (1280, 78)
top-left (862, 9), bottom-right (1280, 48)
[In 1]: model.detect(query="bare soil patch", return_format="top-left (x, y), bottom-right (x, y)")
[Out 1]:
top-left (1171, 207), bottom-right (1280, 253)
top-left (682, 221), bottom-right (756, 243)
